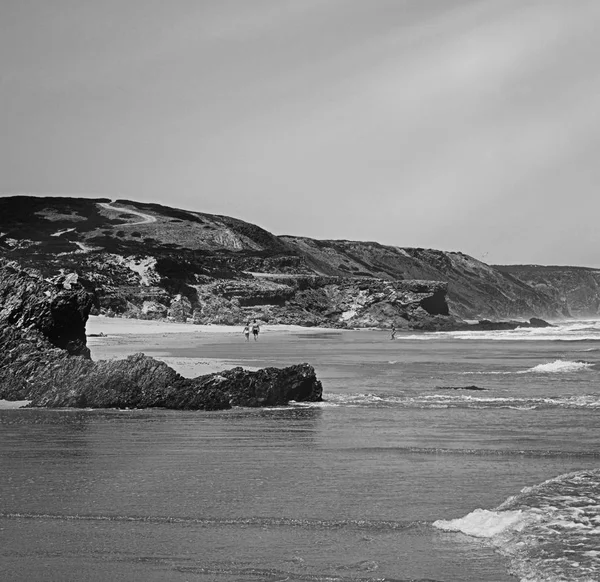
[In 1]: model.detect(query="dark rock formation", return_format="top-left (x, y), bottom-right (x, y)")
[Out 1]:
top-left (0, 324), bottom-right (322, 409)
top-left (0, 258), bottom-right (95, 356)
top-left (436, 385), bottom-right (487, 391)
top-left (0, 325), bottom-right (322, 409)
top-left (528, 317), bottom-right (553, 328)
top-left (0, 259), bottom-right (323, 410)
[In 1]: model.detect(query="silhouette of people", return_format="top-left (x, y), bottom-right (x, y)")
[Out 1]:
top-left (252, 319), bottom-right (260, 341)
top-left (390, 325), bottom-right (396, 340)
top-left (243, 323), bottom-right (250, 342)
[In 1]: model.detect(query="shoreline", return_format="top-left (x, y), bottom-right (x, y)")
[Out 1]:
top-left (86, 314), bottom-right (342, 336)
top-left (86, 315), bottom-right (348, 378)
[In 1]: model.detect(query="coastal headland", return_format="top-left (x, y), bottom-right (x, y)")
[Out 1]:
top-left (2, 196), bottom-right (594, 330)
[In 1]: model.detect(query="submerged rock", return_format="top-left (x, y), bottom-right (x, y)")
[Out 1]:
top-left (528, 317), bottom-right (553, 328)
top-left (436, 385), bottom-right (487, 391)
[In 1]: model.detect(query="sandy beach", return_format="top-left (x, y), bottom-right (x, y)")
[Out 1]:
top-left (86, 315), bottom-right (341, 377)
top-left (86, 315), bottom-right (332, 337)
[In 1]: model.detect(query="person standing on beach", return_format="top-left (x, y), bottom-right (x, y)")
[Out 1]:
top-left (252, 319), bottom-right (260, 341)
top-left (243, 323), bottom-right (250, 342)
top-left (390, 325), bottom-right (396, 340)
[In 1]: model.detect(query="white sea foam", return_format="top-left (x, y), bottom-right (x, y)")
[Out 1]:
top-left (433, 508), bottom-right (530, 538)
top-left (435, 469), bottom-right (600, 581)
top-left (322, 392), bottom-right (600, 410)
top-left (399, 320), bottom-right (600, 342)
top-left (324, 393), bottom-right (386, 407)
top-left (520, 359), bottom-right (594, 373)
top-left (425, 393), bottom-right (600, 410)
top-left (463, 359), bottom-right (594, 375)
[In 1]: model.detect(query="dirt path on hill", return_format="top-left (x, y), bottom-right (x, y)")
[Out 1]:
top-left (98, 202), bottom-right (158, 226)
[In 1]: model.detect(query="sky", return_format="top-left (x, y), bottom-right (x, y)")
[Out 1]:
top-left (1, 0), bottom-right (600, 267)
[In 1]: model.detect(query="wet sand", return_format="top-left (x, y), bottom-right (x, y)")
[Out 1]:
top-left (86, 315), bottom-right (342, 377)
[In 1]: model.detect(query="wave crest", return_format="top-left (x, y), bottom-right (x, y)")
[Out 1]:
top-left (521, 359), bottom-right (594, 374)
top-left (433, 508), bottom-right (531, 538)
top-left (434, 469), bottom-right (600, 581)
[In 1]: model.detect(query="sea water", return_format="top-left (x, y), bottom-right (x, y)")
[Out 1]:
top-left (1, 320), bottom-right (600, 581)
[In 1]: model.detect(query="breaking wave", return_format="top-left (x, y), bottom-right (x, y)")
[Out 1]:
top-left (434, 507), bottom-right (530, 538)
top-left (519, 359), bottom-right (594, 374)
top-left (433, 469), bottom-right (600, 581)
top-left (461, 359), bottom-right (595, 375)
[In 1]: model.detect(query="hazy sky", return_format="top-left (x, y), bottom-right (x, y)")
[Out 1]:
top-left (2, 1), bottom-right (600, 266)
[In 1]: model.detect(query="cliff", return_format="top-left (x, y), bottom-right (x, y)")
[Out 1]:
top-left (495, 264), bottom-right (600, 318)
top-left (0, 196), bottom-right (578, 326)
top-left (0, 259), bottom-right (322, 409)
top-left (280, 238), bottom-right (566, 320)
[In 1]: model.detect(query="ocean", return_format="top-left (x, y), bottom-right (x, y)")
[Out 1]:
top-left (1, 320), bottom-right (600, 581)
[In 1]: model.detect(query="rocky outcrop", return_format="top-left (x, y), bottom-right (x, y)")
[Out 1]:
top-left (437, 385), bottom-right (487, 391)
top-left (0, 259), bottom-right (323, 410)
top-left (0, 258), bottom-right (95, 356)
top-left (188, 276), bottom-right (457, 329)
top-left (0, 326), bottom-right (322, 409)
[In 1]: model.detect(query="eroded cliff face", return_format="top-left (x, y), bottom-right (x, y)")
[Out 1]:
top-left (495, 265), bottom-right (600, 317)
top-left (280, 238), bottom-right (568, 320)
top-left (100, 276), bottom-right (454, 329)
top-left (188, 277), bottom-right (456, 329)
top-left (0, 196), bottom-right (580, 325)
